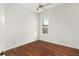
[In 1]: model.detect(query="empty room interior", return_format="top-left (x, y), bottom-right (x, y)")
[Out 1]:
top-left (0, 3), bottom-right (79, 56)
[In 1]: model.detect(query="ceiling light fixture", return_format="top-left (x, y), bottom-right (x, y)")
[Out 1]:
top-left (36, 3), bottom-right (51, 11)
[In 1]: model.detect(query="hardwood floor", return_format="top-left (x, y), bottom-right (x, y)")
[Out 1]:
top-left (5, 40), bottom-right (79, 56)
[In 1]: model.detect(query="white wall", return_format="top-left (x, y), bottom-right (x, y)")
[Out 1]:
top-left (0, 4), bottom-right (5, 52)
top-left (39, 3), bottom-right (79, 49)
top-left (5, 3), bottom-right (38, 50)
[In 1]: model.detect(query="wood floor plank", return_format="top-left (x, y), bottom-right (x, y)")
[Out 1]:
top-left (5, 40), bottom-right (79, 56)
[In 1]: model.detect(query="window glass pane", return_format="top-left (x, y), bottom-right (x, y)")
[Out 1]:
top-left (43, 17), bottom-right (48, 25)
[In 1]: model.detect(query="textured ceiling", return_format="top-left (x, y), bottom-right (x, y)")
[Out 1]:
top-left (21, 3), bottom-right (63, 13)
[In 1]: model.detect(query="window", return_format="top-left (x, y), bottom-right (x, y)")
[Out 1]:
top-left (42, 16), bottom-right (48, 34)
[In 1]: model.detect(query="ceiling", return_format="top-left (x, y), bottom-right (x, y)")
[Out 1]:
top-left (21, 3), bottom-right (63, 13)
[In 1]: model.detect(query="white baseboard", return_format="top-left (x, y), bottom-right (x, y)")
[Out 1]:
top-left (5, 38), bottom-right (37, 51)
top-left (4, 39), bottom-right (79, 51)
top-left (39, 39), bottom-right (79, 50)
